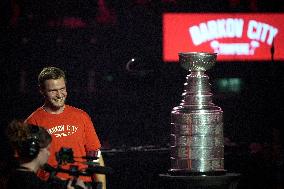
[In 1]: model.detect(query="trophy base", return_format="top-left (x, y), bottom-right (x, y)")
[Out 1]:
top-left (159, 171), bottom-right (241, 189)
top-left (168, 169), bottom-right (227, 176)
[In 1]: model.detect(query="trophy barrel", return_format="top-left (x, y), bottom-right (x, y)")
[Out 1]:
top-left (170, 52), bottom-right (225, 175)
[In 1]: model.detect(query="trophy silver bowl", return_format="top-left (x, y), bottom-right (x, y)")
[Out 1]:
top-left (179, 52), bottom-right (217, 71)
top-left (170, 52), bottom-right (225, 175)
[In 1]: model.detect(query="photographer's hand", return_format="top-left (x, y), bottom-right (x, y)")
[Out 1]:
top-left (75, 178), bottom-right (87, 189)
top-left (67, 178), bottom-right (87, 189)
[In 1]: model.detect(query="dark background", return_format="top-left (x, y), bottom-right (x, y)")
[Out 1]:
top-left (1, 0), bottom-right (284, 189)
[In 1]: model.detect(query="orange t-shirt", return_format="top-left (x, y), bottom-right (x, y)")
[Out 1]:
top-left (26, 105), bottom-right (101, 182)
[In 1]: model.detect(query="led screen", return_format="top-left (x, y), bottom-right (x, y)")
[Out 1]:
top-left (163, 13), bottom-right (284, 62)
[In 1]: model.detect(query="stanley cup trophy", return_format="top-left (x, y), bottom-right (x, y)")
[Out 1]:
top-left (170, 52), bottom-right (225, 176)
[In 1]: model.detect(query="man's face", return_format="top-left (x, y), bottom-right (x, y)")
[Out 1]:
top-left (41, 77), bottom-right (67, 110)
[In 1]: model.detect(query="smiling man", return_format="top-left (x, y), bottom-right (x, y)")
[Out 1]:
top-left (25, 67), bottom-right (105, 189)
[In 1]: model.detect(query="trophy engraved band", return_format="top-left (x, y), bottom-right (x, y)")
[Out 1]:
top-left (170, 52), bottom-right (225, 175)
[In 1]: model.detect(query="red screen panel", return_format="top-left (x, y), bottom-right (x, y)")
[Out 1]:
top-left (163, 13), bottom-right (284, 62)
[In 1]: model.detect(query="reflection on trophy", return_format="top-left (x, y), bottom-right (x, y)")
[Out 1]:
top-left (170, 52), bottom-right (225, 175)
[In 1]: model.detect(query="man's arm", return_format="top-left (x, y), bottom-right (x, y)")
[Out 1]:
top-left (82, 112), bottom-right (105, 189)
top-left (95, 154), bottom-right (106, 189)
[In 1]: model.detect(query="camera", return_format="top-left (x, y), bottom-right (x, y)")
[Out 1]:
top-left (45, 147), bottom-right (113, 189)
top-left (56, 147), bottom-right (74, 164)
top-left (46, 147), bottom-right (111, 176)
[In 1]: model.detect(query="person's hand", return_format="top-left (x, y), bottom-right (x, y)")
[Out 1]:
top-left (67, 179), bottom-right (75, 189)
top-left (74, 178), bottom-right (87, 189)
top-left (66, 178), bottom-right (87, 189)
